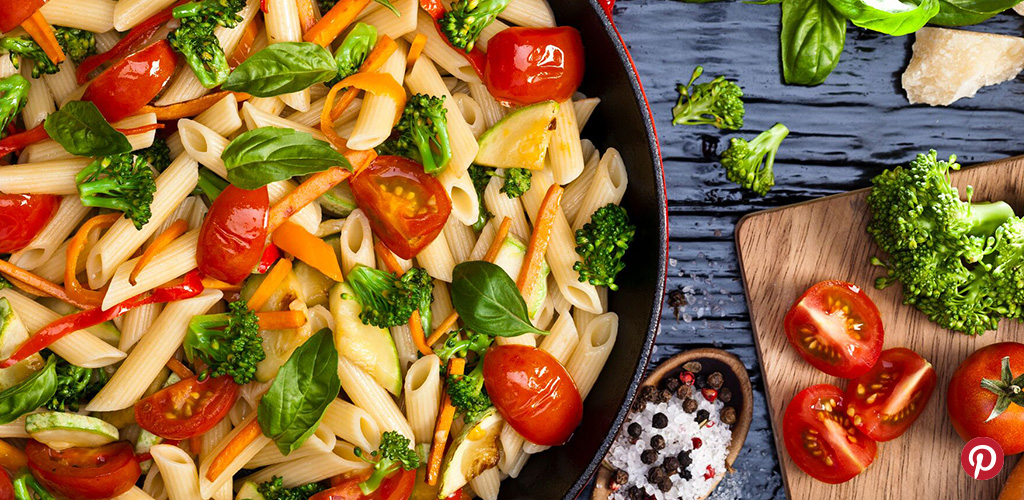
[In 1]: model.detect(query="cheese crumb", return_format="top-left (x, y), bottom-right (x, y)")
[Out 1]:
top-left (902, 27), bottom-right (1024, 106)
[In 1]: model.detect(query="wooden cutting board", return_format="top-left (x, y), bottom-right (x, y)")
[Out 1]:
top-left (735, 155), bottom-right (1024, 500)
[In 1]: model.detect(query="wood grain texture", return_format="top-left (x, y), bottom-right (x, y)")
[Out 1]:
top-left (737, 156), bottom-right (1024, 500)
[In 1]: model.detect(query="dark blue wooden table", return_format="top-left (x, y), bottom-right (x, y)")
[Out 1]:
top-left (601, 3), bottom-right (1024, 498)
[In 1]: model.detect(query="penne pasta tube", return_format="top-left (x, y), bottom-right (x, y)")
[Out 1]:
top-left (416, 232), bottom-right (455, 282)
top-left (498, 0), bottom-right (556, 28)
top-left (452, 92), bottom-right (486, 138)
top-left (566, 312), bottom-right (618, 399)
top-left (437, 165), bottom-right (479, 226)
top-left (114, 0), bottom-right (177, 31)
top-left (407, 11), bottom-right (480, 83)
top-left (322, 400), bottom-right (382, 452)
top-left (22, 69), bottom-right (54, 129)
top-left (337, 355), bottom-right (415, 441)
top-left (266, 0), bottom-right (310, 111)
top-left (0, 159), bottom-right (92, 195)
top-left (9, 196), bottom-right (89, 270)
top-left (470, 466), bottom-right (501, 500)
top-left (266, 179), bottom-right (322, 235)
top-left (468, 82), bottom-right (505, 128)
top-left (404, 355), bottom-right (441, 444)
top-left (119, 303), bottom-right (162, 352)
top-left (178, 119), bottom-right (229, 178)
top-left (538, 309), bottom-right (578, 364)
top-left (102, 229), bottom-right (200, 309)
top-left (443, 215), bottom-right (476, 264)
top-left (43, 62), bottom-right (78, 109)
top-left (239, 442), bottom-right (369, 487)
top-left (246, 423), bottom-right (337, 467)
top-left (547, 100), bottom-right (585, 184)
top-left (150, 445), bottom-right (202, 500)
top-left (562, 147), bottom-right (601, 223)
top-left (484, 174), bottom-right (530, 241)
top-left (339, 209), bottom-right (376, 275)
top-left (40, 0), bottom-right (117, 32)
top-left (114, 487), bottom-right (157, 500)
top-left (572, 148), bottom-right (628, 231)
top-left (574, 97), bottom-right (601, 131)
top-left (194, 93), bottom-right (244, 136)
top-left (242, 102), bottom-right (327, 140)
top-left (347, 42), bottom-right (407, 150)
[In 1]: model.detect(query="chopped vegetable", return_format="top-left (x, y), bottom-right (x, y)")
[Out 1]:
top-left (344, 265), bottom-right (433, 330)
top-left (720, 123), bottom-right (789, 196)
top-left (377, 94), bottom-right (453, 174)
top-left (329, 22), bottom-right (376, 86)
top-left (168, 0), bottom-right (247, 88)
top-left (45, 355), bottom-right (107, 412)
top-left (468, 165), bottom-right (494, 231)
top-left (13, 470), bottom-right (53, 500)
top-left (440, 0), bottom-right (510, 52)
top-left (440, 332), bottom-right (493, 421)
top-left (500, 168), bottom-right (531, 198)
top-left (75, 153), bottom-right (157, 230)
top-left (137, 137), bottom-right (172, 171)
top-left (0, 36), bottom-right (59, 77)
top-left (355, 430), bottom-right (419, 495)
top-left (0, 74), bottom-right (29, 137)
top-left (185, 300), bottom-right (266, 384)
top-left (574, 204), bottom-right (635, 291)
top-left (256, 476), bottom-right (325, 500)
top-left (671, 66), bottom-right (744, 130)
top-left (52, 26), bottom-right (96, 64)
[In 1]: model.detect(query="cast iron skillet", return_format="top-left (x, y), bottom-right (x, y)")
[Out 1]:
top-left (495, 1), bottom-right (667, 498)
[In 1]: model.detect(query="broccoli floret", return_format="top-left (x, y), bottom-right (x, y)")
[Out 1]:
top-left (173, 0), bottom-right (247, 27)
top-left (720, 123), bottom-right (789, 196)
top-left (45, 355), bottom-right (107, 412)
top-left (434, 330), bottom-right (492, 365)
top-left (329, 23), bottom-right (376, 87)
top-left (355, 431), bottom-right (419, 495)
top-left (345, 265), bottom-right (434, 330)
top-left (0, 276), bottom-right (10, 290)
top-left (500, 168), bottom-right (531, 198)
top-left (440, 0), bottom-right (509, 52)
top-left (186, 300), bottom-right (266, 384)
top-left (76, 153), bottom-right (156, 230)
top-left (447, 352), bottom-right (492, 421)
top-left (13, 471), bottom-right (53, 500)
top-left (256, 476), bottom-right (325, 500)
top-left (138, 137), bottom-right (171, 171)
top-left (169, 21), bottom-right (229, 89)
top-left (671, 66), bottom-right (744, 130)
top-left (53, 27), bottom-right (96, 64)
top-left (468, 165), bottom-right (493, 231)
top-left (0, 37), bottom-right (59, 78)
top-left (377, 94), bottom-right (452, 174)
top-left (0, 74), bottom-right (30, 137)
top-left (573, 204), bottom-right (635, 291)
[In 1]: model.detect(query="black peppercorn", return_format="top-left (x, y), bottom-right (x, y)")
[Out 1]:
top-left (695, 374), bottom-right (708, 389)
top-left (676, 384), bottom-right (692, 400)
top-left (658, 477), bottom-right (673, 492)
top-left (652, 412), bottom-right (668, 429)
top-left (647, 466), bottom-right (666, 484)
top-left (632, 399), bottom-right (646, 412)
top-left (640, 385), bottom-right (659, 402)
top-left (627, 422), bottom-right (643, 439)
top-left (659, 389), bottom-right (674, 403)
top-left (677, 449), bottom-right (692, 468)
top-left (695, 409), bottom-right (710, 424)
top-left (719, 386), bottom-right (733, 403)
top-left (708, 371), bottom-right (724, 390)
top-left (614, 469), bottom-right (629, 485)
top-left (682, 398), bottom-right (698, 413)
top-left (680, 468), bottom-right (692, 481)
top-left (641, 449), bottom-right (659, 464)
top-left (663, 456), bottom-right (680, 474)
top-left (650, 434), bottom-right (666, 450)
top-left (682, 361), bottom-right (702, 373)
top-left (721, 406), bottom-right (737, 425)
top-left (664, 377), bottom-right (681, 392)
top-left (627, 486), bottom-right (642, 500)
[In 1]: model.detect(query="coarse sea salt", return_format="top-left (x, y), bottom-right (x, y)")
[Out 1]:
top-left (607, 396), bottom-right (732, 500)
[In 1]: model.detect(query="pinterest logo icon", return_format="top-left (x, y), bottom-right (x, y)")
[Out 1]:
top-left (961, 437), bottom-right (1004, 480)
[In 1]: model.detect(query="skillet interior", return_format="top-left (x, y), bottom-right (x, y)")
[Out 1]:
top-left (493, 1), bottom-right (667, 498)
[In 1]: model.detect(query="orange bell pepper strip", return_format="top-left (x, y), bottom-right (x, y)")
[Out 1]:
top-left (267, 159), bottom-right (374, 233)
top-left (296, 0), bottom-right (317, 32)
top-left (228, 17), bottom-right (263, 67)
top-left (206, 417), bottom-right (262, 481)
top-left (406, 33), bottom-right (427, 70)
top-left (64, 213), bottom-right (121, 308)
top-left (0, 439), bottom-right (27, 472)
top-left (303, 0), bottom-right (371, 47)
top-left (271, 221), bottom-right (344, 282)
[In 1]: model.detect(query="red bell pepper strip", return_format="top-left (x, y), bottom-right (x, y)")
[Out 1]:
top-left (260, 0), bottom-right (269, 13)
top-left (416, 0), bottom-right (486, 78)
top-left (257, 244), bottom-right (280, 273)
top-left (0, 123), bottom-right (166, 158)
top-left (0, 270), bottom-right (205, 368)
top-left (75, 1), bottom-right (188, 84)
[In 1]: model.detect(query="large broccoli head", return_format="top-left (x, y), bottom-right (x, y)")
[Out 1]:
top-left (573, 204), bottom-right (636, 291)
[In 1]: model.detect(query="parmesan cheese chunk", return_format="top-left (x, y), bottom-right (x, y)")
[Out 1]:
top-left (903, 27), bottom-right (1024, 106)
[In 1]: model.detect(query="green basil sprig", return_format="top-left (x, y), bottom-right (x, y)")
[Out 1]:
top-left (222, 127), bottom-right (352, 189)
top-left (43, 101), bottom-right (132, 157)
top-left (451, 261), bottom-right (546, 338)
top-left (930, 0), bottom-right (1016, 25)
top-left (825, 0), bottom-right (938, 36)
top-left (258, 329), bottom-right (340, 455)
top-left (223, 42), bottom-right (338, 97)
top-left (0, 356), bottom-right (57, 425)
top-left (781, 0), bottom-right (847, 86)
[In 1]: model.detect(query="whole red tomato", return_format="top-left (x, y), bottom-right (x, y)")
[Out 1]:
top-left (0, 194), bottom-right (59, 253)
top-left (484, 27), bottom-right (584, 106)
top-left (135, 375), bottom-right (238, 440)
top-left (0, 0), bottom-right (44, 32)
top-left (26, 440), bottom-right (141, 500)
top-left (349, 156), bottom-right (451, 260)
top-left (845, 347), bottom-right (936, 442)
top-left (783, 384), bottom-right (877, 484)
top-left (482, 344), bottom-right (583, 446)
top-left (197, 184), bottom-right (269, 284)
top-left (313, 469), bottom-right (414, 500)
top-left (948, 342), bottom-right (1024, 454)
top-left (81, 40), bottom-right (178, 122)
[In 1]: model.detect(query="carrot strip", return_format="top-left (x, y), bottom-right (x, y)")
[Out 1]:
top-left (0, 439), bottom-right (27, 472)
top-left (229, 17), bottom-right (263, 67)
top-left (374, 240), bottom-right (403, 275)
top-left (0, 260), bottom-right (91, 309)
top-left (65, 213), bottom-right (120, 308)
top-left (201, 276), bottom-right (242, 291)
top-left (257, 310), bottom-right (307, 330)
top-left (303, 0), bottom-right (371, 47)
top-left (425, 217), bottom-right (512, 347)
top-left (130, 219), bottom-right (187, 286)
top-left (271, 221), bottom-right (344, 282)
top-left (2, 274), bottom-right (47, 298)
top-left (21, 12), bottom-right (65, 65)
top-left (116, 123), bottom-right (165, 136)
top-left (517, 185), bottom-right (563, 302)
top-left (267, 160), bottom-right (375, 233)
top-left (374, 241), bottom-right (432, 356)
top-left (138, 91), bottom-right (251, 120)
top-left (406, 33), bottom-right (427, 70)
top-left (206, 418), bottom-right (262, 481)
top-left (296, 0), bottom-right (317, 32)
top-left (166, 357), bottom-right (194, 379)
top-left (427, 357), bottom-right (465, 485)
top-left (247, 258), bottom-right (292, 311)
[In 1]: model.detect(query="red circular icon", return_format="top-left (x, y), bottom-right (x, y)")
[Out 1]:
top-left (961, 437), bottom-right (1004, 480)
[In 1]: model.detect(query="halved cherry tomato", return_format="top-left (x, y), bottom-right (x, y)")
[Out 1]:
top-left (783, 280), bottom-right (884, 378)
top-left (0, 193), bottom-right (59, 253)
top-left (349, 156), bottom-right (452, 260)
top-left (482, 344), bottom-right (583, 446)
top-left (845, 347), bottom-right (936, 442)
top-left (26, 440), bottom-right (141, 500)
top-left (0, 471), bottom-right (12, 500)
top-left (197, 185), bottom-right (269, 284)
top-left (783, 384), bottom-right (877, 484)
top-left (81, 40), bottom-right (178, 122)
top-left (134, 375), bottom-right (238, 440)
top-left (0, 0), bottom-right (45, 32)
top-left (314, 469), bottom-right (414, 500)
top-left (483, 27), bottom-right (584, 106)
top-left (948, 342), bottom-right (1024, 454)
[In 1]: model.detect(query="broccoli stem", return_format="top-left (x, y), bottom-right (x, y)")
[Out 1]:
top-left (197, 168), bottom-right (228, 200)
top-left (172, 2), bottom-right (208, 18)
top-left (969, 202), bottom-right (1015, 238)
top-left (13, 472), bottom-right (53, 500)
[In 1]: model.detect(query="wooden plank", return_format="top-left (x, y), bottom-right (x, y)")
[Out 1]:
top-left (736, 155), bottom-right (1024, 500)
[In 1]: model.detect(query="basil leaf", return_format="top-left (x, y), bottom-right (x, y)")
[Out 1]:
top-left (451, 261), bottom-right (546, 338)
top-left (0, 356), bottom-right (57, 425)
top-left (825, 0), bottom-right (938, 36)
top-left (930, 0), bottom-right (1013, 25)
top-left (43, 101), bottom-right (132, 157)
top-left (258, 329), bottom-right (340, 455)
top-left (223, 42), bottom-right (338, 97)
top-left (223, 127), bottom-right (352, 189)
top-left (781, 0), bottom-right (847, 86)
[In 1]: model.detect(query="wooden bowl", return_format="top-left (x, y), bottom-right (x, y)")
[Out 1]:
top-left (591, 349), bottom-right (754, 500)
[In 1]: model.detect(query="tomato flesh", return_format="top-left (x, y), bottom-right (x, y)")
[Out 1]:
top-left (948, 342), bottom-right (1024, 454)
top-left (484, 27), bottom-right (585, 106)
top-left (197, 185), bottom-right (269, 284)
top-left (81, 40), bottom-right (178, 122)
top-left (349, 156), bottom-right (452, 260)
top-left (482, 344), bottom-right (583, 446)
top-left (0, 471), bottom-right (12, 500)
top-left (314, 469), bottom-right (414, 500)
top-left (0, 194), bottom-right (59, 253)
top-left (783, 384), bottom-right (877, 484)
top-left (0, 0), bottom-right (45, 32)
top-left (783, 280), bottom-right (884, 378)
top-left (26, 440), bottom-right (141, 500)
top-left (845, 347), bottom-right (935, 442)
top-left (135, 375), bottom-right (238, 440)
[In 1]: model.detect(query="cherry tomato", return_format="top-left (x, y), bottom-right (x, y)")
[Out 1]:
top-left (134, 375), bottom-right (238, 440)
top-left (81, 40), bottom-right (178, 122)
top-left (783, 384), bottom-right (877, 484)
top-left (197, 185), bottom-right (269, 284)
top-left (845, 347), bottom-right (936, 442)
top-left (948, 342), bottom-right (1024, 454)
top-left (482, 344), bottom-right (583, 446)
top-left (0, 0), bottom-right (45, 32)
top-left (349, 156), bottom-right (452, 260)
top-left (783, 280), bottom-right (884, 378)
top-left (483, 27), bottom-right (584, 106)
top-left (0, 471), bottom-right (12, 500)
top-left (314, 469), bottom-right (414, 500)
top-left (0, 194), bottom-right (59, 253)
top-left (26, 440), bottom-right (141, 500)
